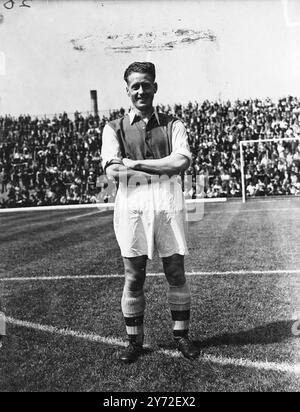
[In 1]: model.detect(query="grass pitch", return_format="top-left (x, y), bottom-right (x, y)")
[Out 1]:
top-left (0, 199), bottom-right (300, 392)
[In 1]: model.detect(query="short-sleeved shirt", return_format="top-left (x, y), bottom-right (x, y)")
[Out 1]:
top-left (101, 109), bottom-right (191, 169)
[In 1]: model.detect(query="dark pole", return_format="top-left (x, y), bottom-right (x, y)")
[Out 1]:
top-left (90, 90), bottom-right (99, 116)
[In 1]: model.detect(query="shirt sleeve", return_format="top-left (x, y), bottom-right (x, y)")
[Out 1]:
top-left (101, 124), bottom-right (123, 170)
top-left (171, 120), bottom-right (192, 161)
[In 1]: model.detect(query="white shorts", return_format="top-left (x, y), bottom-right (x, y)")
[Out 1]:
top-left (113, 176), bottom-right (189, 260)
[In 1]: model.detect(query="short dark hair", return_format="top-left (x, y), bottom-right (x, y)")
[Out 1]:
top-left (124, 62), bottom-right (156, 83)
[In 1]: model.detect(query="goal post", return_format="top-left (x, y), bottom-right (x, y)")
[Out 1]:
top-left (240, 137), bottom-right (300, 203)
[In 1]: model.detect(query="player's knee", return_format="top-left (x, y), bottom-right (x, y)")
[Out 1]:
top-left (124, 276), bottom-right (144, 292)
top-left (163, 255), bottom-right (186, 287)
top-left (123, 256), bottom-right (147, 292)
top-left (166, 272), bottom-right (186, 287)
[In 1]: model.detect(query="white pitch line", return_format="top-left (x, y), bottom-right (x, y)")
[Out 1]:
top-left (66, 207), bottom-right (300, 221)
top-left (65, 207), bottom-right (300, 222)
top-left (66, 210), bottom-right (109, 221)
top-left (1, 270), bottom-right (300, 282)
top-left (0, 198), bottom-right (226, 214)
top-left (5, 316), bottom-right (300, 375)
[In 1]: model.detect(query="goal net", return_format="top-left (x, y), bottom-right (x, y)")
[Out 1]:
top-left (240, 137), bottom-right (300, 203)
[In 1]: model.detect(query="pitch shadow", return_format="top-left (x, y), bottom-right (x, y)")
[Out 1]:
top-left (194, 320), bottom-right (299, 349)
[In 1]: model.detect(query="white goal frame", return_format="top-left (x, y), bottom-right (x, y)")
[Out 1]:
top-left (240, 137), bottom-right (300, 203)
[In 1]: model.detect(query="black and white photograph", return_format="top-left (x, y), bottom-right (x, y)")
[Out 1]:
top-left (0, 0), bottom-right (299, 394)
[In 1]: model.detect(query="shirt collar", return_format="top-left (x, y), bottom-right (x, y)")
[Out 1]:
top-left (129, 108), bottom-right (161, 126)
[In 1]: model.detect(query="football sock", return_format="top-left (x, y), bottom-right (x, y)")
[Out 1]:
top-left (167, 282), bottom-right (191, 340)
top-left (122, 289), bottom-right (145, 346)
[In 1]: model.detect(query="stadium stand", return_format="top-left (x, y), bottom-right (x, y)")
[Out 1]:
top-left (0, 97), bottom-right (299, 208)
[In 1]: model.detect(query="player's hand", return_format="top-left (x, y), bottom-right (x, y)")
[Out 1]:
top-left (123, 158), bottom-right (137, 169)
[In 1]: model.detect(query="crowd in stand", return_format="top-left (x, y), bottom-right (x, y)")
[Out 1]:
top-left (173, 97), bottom-right (300, 199)
top-left (0, 97), bottom-right (300, 208)
top-left (0, 111), bottom-right (120, 208)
